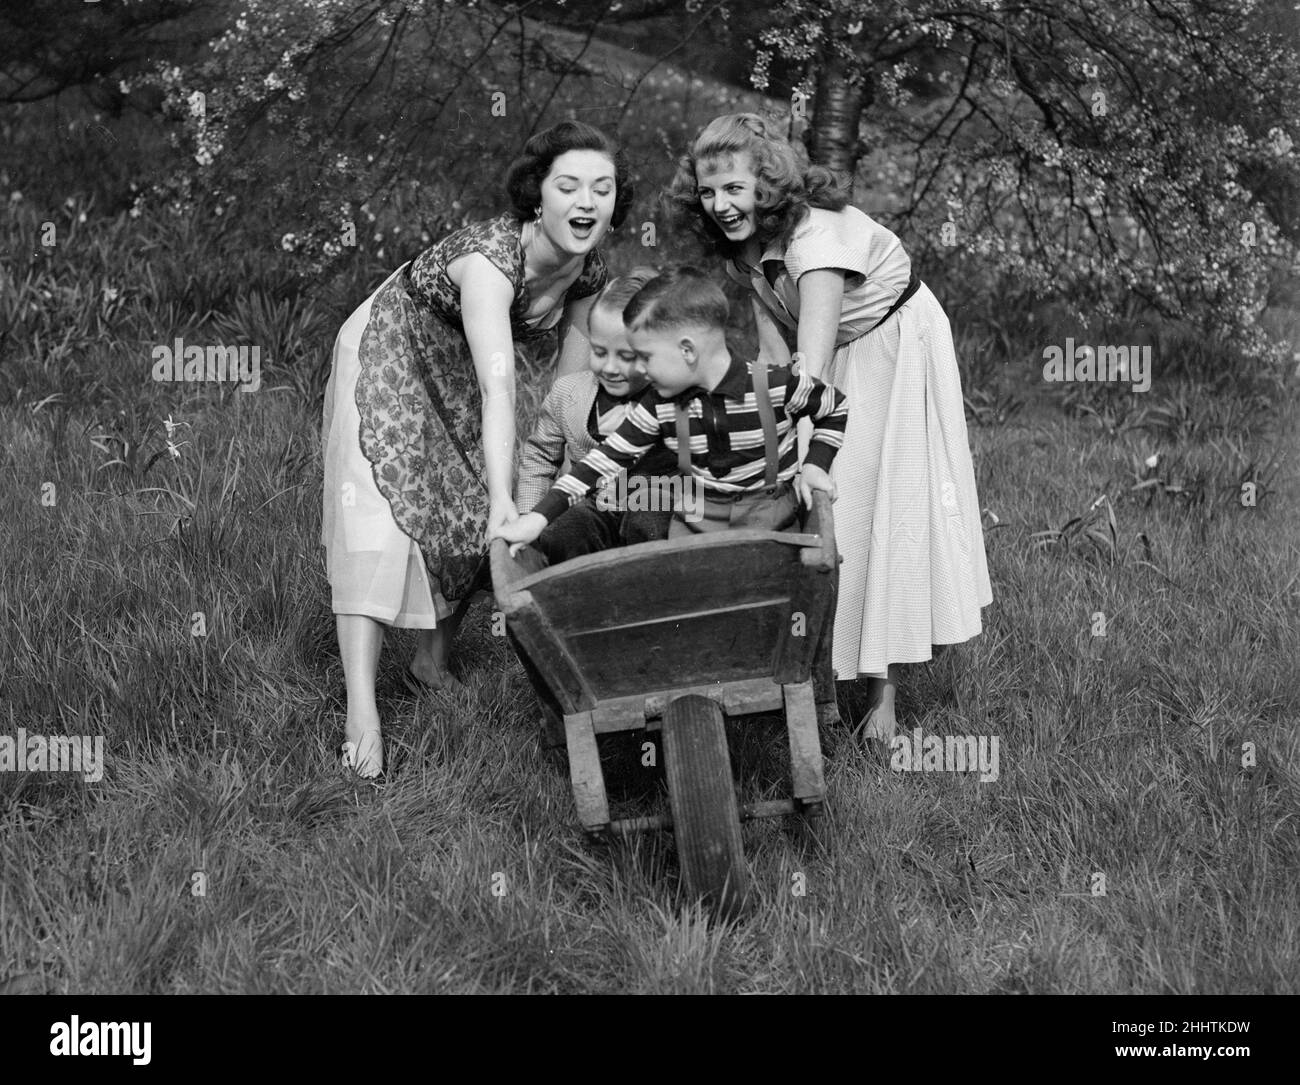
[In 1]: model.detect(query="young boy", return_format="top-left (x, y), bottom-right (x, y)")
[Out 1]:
top-left (496, 265), bottom-right (846, 551)
top-left (515, 268), bottom-right (678, 564)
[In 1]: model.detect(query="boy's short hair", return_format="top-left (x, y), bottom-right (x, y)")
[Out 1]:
top-left (588, 266), bottom-right (660, 327)
top-left (623, 265), bottom-right (729, 334)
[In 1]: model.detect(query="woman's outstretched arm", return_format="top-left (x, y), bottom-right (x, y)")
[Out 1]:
top-left (459, 253), bottom-right (523, 534)
top-left (793, 269), bottom-right (846, 382)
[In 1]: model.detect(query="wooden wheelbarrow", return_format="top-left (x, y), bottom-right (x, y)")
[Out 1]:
top-left (489, 492), bottom-right (839, 917)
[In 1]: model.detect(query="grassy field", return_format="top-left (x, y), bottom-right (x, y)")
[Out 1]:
top-left (2, 186), bottom-right (1297, 993)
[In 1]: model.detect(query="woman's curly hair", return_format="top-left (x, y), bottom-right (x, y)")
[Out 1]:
top-left (505, 121), bottom-right (635, 229)
top-left (663, 113), bottom-right (846, 257)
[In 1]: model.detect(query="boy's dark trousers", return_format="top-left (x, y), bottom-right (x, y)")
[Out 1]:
top-left (535, 496), bottom-right (672, 566)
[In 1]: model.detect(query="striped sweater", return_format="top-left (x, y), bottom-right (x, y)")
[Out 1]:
top-left (532, 354), bottom-right (848, 523)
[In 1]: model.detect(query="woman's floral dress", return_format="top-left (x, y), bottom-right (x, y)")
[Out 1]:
top-left (321, 213), bottom-right (607, 624)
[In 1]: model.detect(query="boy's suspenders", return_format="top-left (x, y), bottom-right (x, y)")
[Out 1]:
top-left (751, 358), bottom-right (780, 486)
top-left (674, 403), bottom-right (692, 477)
top-left (673, 360), bottom-right (780, 487)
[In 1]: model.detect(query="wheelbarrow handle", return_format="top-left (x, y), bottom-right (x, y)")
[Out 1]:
top-left (490, 537), bottom-right (548, 604)
top-left (801, 489), bottom-right (839, 571)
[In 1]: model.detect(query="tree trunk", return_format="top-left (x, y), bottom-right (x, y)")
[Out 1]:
top-left (808, 16), bottom-right (869, 195)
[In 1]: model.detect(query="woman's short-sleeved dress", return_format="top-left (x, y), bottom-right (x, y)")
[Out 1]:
top-left (321, 212), bottom-right (607, 627)
top-left (730, 205), bottom-right (992, 678)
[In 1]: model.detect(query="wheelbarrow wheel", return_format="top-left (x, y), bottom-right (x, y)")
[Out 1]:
top-left (661, 695), bottom-right (749, 920)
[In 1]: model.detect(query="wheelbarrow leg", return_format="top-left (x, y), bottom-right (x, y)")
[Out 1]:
top-left (563, 710), bottom-right (610, 838)
top-left (813, 569), bottom-right (840, 729)
top-left (783, 680), bottom-right (826, 815)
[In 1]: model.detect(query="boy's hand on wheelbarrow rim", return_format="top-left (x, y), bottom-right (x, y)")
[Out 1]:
top-left (798, 464), bottom-right (837, 508)
top-left (493, 511), bottom-right (547, 557)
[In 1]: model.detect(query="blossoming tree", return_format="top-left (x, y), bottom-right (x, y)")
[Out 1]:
top-left (751, 0), bottom-right (1299, 363)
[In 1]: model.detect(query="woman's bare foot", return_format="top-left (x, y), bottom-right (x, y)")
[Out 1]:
top-left (410, 624), bottom-right (460, 690)
top-left (341, 706), bottom-right (383, 778)
top-left (860, 703), bottom-right (896, 743)
top-left (857, 664), bottom-right (901, 743)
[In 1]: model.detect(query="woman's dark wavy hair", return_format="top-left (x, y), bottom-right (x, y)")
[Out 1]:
top-left (663, 113), bottom-right (847, 257)
top-left (505, 121), bottom-right (635, 229)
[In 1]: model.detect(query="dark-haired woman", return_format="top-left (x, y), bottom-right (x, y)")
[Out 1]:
top-left (668, 113), bottom-right (991, 742)
top-left (322, 121), bottom-right (632, 777)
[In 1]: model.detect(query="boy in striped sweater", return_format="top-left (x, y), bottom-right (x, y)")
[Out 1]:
top-left (495, 265), bottom-right (846, 550)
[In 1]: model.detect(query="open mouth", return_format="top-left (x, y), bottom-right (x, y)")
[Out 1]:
top-left (569, 216), bottom-right (597, 239)
top-left (716, 211), bottom-right (745, 231)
